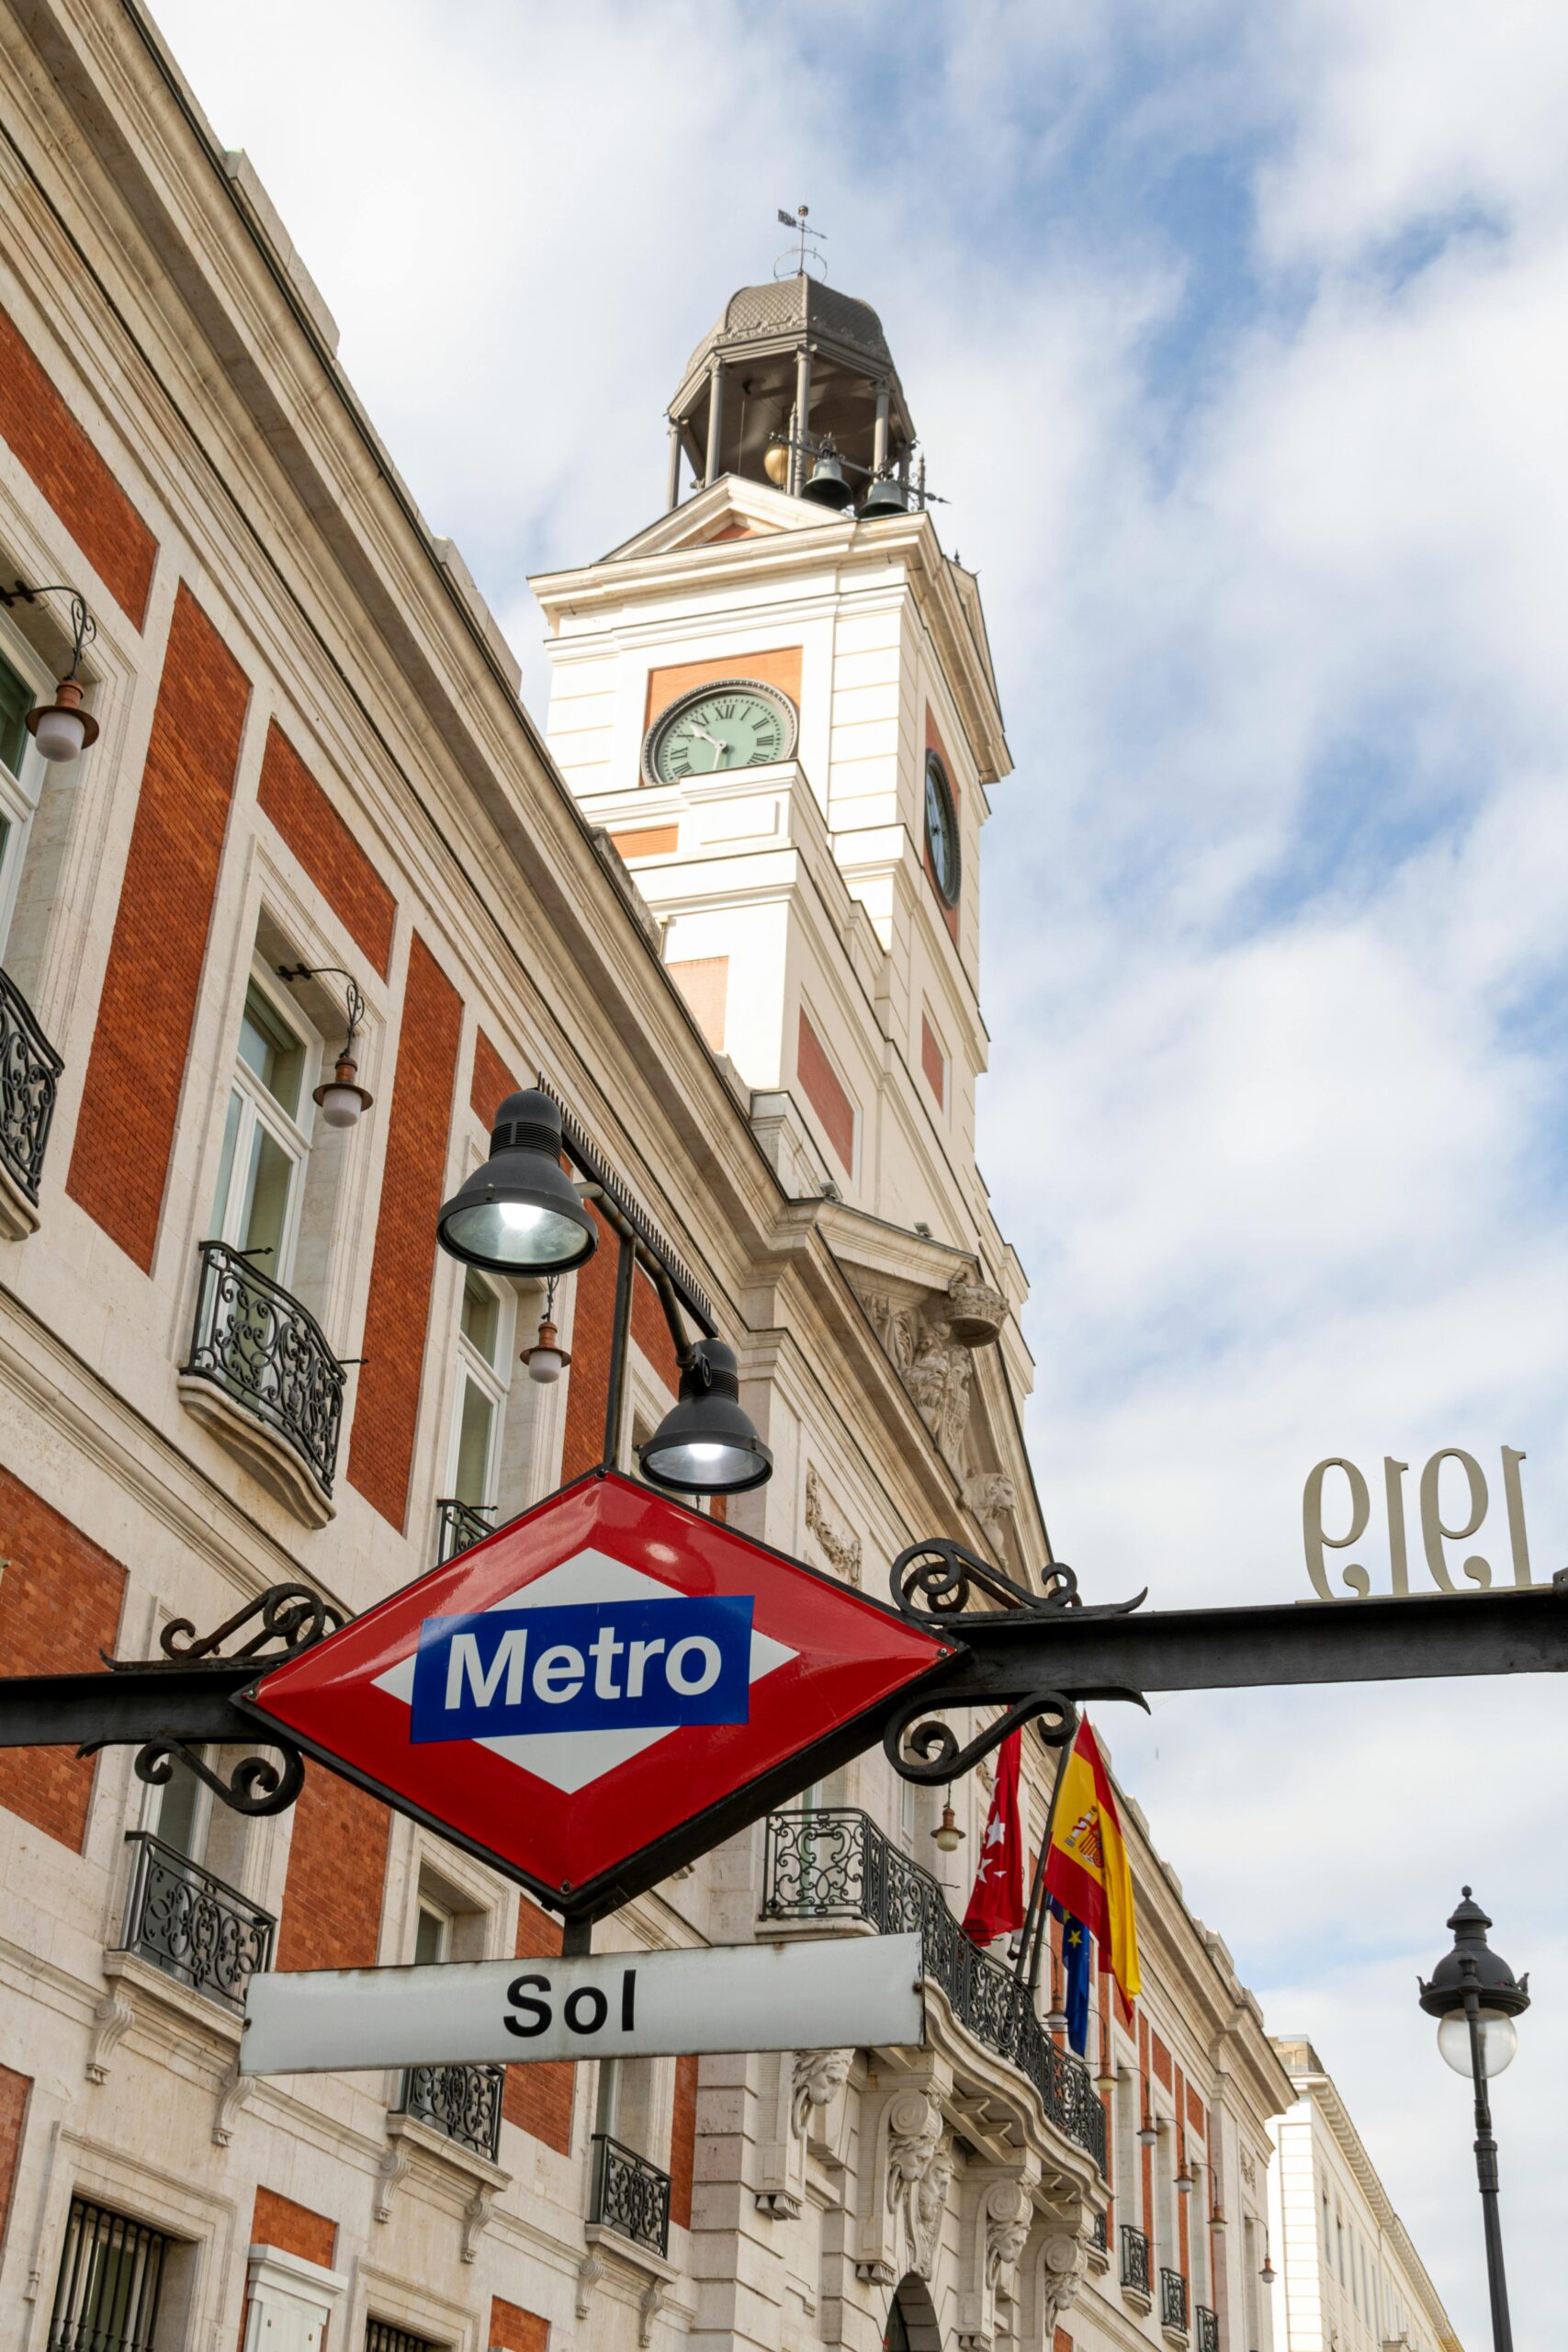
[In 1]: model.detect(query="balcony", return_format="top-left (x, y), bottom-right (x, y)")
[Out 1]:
top-left (762, 1809), bottom-right (1106, 2173)
top-left (590, 2132), bottom-right (671, 2257)
top-left (1161, 2266), bottom-right (1190, 2338)
top-left (434, 1497), bottom-right (496, 1564)
top-left (117, 1831), bottom-right (274, 2010)
top-left (394, 2061), bottom-right (504, 2161)
top-left (178, 1240), bottom-right (345, 1524)
top-left (0, 963), bottom-right (62, 1237)
top-left (1121, 2223), bottom-right (1152, 2298)
top-left (1196, 2304), bottom-right (1219, 2352)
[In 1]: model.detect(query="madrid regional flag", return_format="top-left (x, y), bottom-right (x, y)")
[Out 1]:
top-left (1042, 1718), bottom-right (1142, 2002)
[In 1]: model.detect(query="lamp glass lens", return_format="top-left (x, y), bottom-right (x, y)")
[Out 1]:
top-left (33, 706), bottom-right (86, 763)
top-left (642, 1437), bottom-right (757, 1490)
top-left (1438, 2009), bottom-right (1517, 2077)
top-left (525, 1348), bottom-right (563, 1386)
top-left (317, 1085), bottom-right (364, 1130)
top-left (443, 1198), bottom-right (589, 1270)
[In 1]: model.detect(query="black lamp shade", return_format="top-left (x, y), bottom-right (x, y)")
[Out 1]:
top-left (436, 1090), bottom-right (598, 1275)
top-left (638, 1340), bottom-right (773, 1495)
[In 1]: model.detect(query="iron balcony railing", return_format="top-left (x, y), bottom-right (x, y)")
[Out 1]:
top-left (48, 2198), bottom-right (169, 2352)
top-left (1121, 2223), bottom-right (1152, 2295)
top-left (0, 963), bottom-right (62, 1206)
top-left (434, 1497), bottom-right (496, 1564)
top-left (183, 1239), bottom-right (345, 1492)
top-left (1092, 2207), bottom-right (1109, 2254)
top-left (591, 2132), bottom-right (671, 2256)
top-left (118, 1830), bottom-right (275, 2010)
top-left (1196, 2303), bottom-right (1220, 2352)
top-left (762, 1809), bottom-right (1107, 2174)
top-left (394, 2061), bottom-right (504, 2160)
top-left (1162, 2266), bottom-right (1190, 2334)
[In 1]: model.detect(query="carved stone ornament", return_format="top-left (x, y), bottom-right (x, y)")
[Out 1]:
top-left (985, 2179), bottom-right (1032, 2288)
top-left (964, 1471), bottom-right (1017, 1550)
top-left (886, 2089), bottom-right (953, 2279)
top-left (944, 1268), bottom-right (1006, 1346)
top-left (792, 2047), bottom-right (853, 2138)
top-left (1039, 2228), bottom-right (1087, 2334)
top-left (908, 1328), bottom-right (974, 1459)
top-left (805, 1469), bottom-right (863, 1587)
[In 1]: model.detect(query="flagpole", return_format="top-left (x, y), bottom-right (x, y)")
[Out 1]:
top-left (1013, 1716), bottom-right (1076, 1993)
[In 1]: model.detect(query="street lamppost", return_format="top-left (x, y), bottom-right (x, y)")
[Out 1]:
top-left (1417, 1888), bottom-right (1529, 2352)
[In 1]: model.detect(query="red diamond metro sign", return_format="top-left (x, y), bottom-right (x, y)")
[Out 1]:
top-left (241, 1472), bottom-right (955, 1917)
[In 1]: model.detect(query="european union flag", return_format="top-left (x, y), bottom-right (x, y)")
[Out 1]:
top-left (1050, 1896), bottom-right (1091, 2055)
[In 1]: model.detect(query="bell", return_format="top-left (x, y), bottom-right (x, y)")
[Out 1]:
top-left (802, 448), bottom-right (852, 509)
top-left (859, 473), bottom-right (908, 520)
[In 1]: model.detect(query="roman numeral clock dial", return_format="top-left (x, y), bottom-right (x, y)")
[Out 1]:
top-left (643, 678), bottom-right (799, 785)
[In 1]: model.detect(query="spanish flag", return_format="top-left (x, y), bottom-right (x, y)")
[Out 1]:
top-left (1042, 1719), bottom-right (1141, 2003)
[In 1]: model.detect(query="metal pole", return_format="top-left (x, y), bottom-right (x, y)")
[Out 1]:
top-left (792, 347), bottom-right (812, 495)
top-left (665, 419), bottom-right (682, 511)
top-left (1464, 1976), bottom-right (1515, 2352)
top-left (873, 380), bottom-right (890, 477)
top-left (601, 1232), bottom-right (637, 1473)
top-left (704, 362), bottom-right (726, 488)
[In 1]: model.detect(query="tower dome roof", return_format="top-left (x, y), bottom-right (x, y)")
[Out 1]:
top-left (680, 276), bottom-right (895, 386)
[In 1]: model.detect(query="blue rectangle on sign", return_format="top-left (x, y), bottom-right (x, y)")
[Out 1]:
top-left (409, 1594), bottom-right (754, 1743)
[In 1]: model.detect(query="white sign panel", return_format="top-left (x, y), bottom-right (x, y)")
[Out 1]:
top-left (242, 1932), bottom-right (923, 2075)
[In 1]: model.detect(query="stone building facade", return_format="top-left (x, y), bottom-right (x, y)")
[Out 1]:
top-left (0, 5), bottom-right (1321, 2351)
top-left (1265, 2042), bottom-right (1461, 2352)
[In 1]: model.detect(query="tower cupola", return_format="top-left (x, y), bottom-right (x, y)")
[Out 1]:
top-left (664, 275), bottom-right (919, 511)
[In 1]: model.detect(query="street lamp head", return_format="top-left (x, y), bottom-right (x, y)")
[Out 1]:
top-left (26, 674), bottom-right (98, 763)
top-left (1417, 1886), bottom-right (1529, 2077)
top-left (436, 1091), bottom-right (598, 1276)
top-left (637, 1340), bottom-right (773, 1495)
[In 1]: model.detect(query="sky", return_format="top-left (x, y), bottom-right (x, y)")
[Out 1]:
top-left (144, 2), bottom-right (1568, 2340)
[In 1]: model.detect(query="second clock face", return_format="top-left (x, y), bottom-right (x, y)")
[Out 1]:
top-left (645, 680), bottom-right (798, 785)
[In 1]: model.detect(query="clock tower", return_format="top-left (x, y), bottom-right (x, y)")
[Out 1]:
top-left (530, 270), bottom-right (1030, 1511)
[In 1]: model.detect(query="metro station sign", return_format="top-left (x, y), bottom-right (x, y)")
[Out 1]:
top-left (241, 1471), bottom-right (954, 1917)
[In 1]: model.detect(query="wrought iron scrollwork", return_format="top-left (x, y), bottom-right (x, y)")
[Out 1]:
top-left (182, 1239), bottom-right (347, 1491)
top-left (158, 1582), bottom-right (345, 1664)
top-left (131, 1737), bottom-right (306, 1817)
top-left (883, 1685), bottom-right (1080, 1785)
top-left (0, 964), bottom-right (62, 1205)
top-left (890, 1534), bottom-right (1146, 1626)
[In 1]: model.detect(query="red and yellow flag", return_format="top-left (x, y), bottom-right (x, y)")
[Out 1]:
top-left (1042, 1719), bottom-right (1141, 2002)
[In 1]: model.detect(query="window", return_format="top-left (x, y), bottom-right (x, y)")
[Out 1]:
top-left (209, 977), bottom-right (316, 1281)
top-left (446, 1270), bottom-right (512, 1513)
top-left (413, 1899), bottom-right (453, 1967)
top-left (149, 1748), bottom-right (212, 1865)
top-left (49, 2198), bottom-right (171, 2352)
top-left (366, 2327), bottom-right (437, 2352)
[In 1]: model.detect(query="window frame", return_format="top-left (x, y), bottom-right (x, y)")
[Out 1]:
top-left (209, 961), bottom-right (321, 1283)
top-left (444, 1266), bottom-right (514, 1513)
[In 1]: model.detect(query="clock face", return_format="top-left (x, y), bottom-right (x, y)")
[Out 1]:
top-left (924, 751), bottom-right (961, 908)
top-left (644, 679), bottom-right (798, 786)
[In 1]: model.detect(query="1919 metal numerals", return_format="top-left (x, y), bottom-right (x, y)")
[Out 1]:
top-left (1303, 1447), bottom-right (1536, 1600)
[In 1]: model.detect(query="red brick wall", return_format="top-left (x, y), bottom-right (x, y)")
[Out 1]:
top-left (346, 933), bottom-right (462, 1528)
top-left (470, 1029), bottom-right (516, 1129)
top-left (0, 1471), bottom-right (126, 1848)
top-left (251, 2187), bottom-right (336, 2267)
top-left (1054, 2331), bottom-right (1075, 2352)
top-left (255, 722), bottom-right (395, 979)
top-left (276, 1765), bottom-right (389, 1971)
top-left (0, 305), bottom-right (156, 625)
top-left (631, 1263), bottom-right (680, 1396)
top-left (489, 2298), bottom-right (548, 2352)
top-left (1152, 2031), bottom-right (1173, 2090)
top-left (796, 1011), bottom-right (855, 1171)
top-left (560, 1203), bottom-right (616, 1480)
top-left (503, 1896), bottom-right (573, 2151)
top-left (0, 2066), bottom-right (31, 2257)
top-left (66, 586), bottom-right (250, 1270)
top-left (669, 2052), bottom-right (699, 2232)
